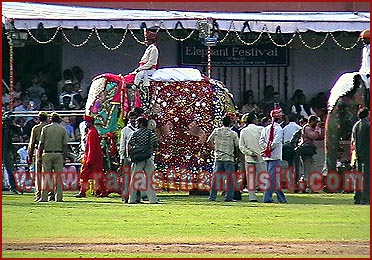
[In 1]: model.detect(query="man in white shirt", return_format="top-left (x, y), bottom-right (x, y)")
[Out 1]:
top-left (207, 115), bottom-right (240, 202)
top-left (359, 29), bottom-right (370, 89)
top-left (239, 112), bottom-right (266, 202)
top-left (119, 111), bottom-right (138, 203)
top-left (259, 107), bottom-right (287, 203)
top-left (282, 113), bottom-right (302, 186)
top-left (132, 31), bottom-right (159, 89)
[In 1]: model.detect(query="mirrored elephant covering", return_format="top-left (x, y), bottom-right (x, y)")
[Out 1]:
top-left (84, 68), bottom-right (236, 192)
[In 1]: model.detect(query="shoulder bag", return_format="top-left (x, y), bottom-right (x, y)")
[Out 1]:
top-left (129, 131), bottom-right (152, 162)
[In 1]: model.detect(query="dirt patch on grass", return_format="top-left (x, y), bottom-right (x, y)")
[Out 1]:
top-left (3, 241), bottom-right (370, 257)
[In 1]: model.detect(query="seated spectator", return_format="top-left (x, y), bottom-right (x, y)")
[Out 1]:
top-left (39, 93), bottom-right (55, 111)
top-left (2, 102), bottom-right (11, 113)
top-left (291, 93), bottom-right (316, 120)
top-left (259, 85), bottom-right (274, 109)
top-left (23, 116), bottom-right (40, 138)
top-left (57, 69), bottom-right (74, 98)
top-left (241, 93), bottom-right (262, 115)
top-left (2, 86), bottom-right (11, 104)
top-left (12, 81), bottom-right (24, 100)
top-left (288, 89), bottom-right (304, 112)
top-left (16, 134), bottom-right (30, 173)
top-left (27, 74), bottom-right (45, 107)
top-left (263, 91), bottom-right (287, 117)
top-left (74, 82), bottom-right (83, 95)
top-left (14, 94), bottom-right (36, 124)
top-left (310, 91), bottom-right (328, 121)
top-left (60, 116), bottom-right (75, 141)
top-left (63, 155), bottom-right (77, 174)
top-left (59, 80), bottom-right (83, 109)
top-left (72, 66), bottom-right (88, 99)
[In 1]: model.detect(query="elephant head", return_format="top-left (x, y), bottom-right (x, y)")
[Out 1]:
top-left (323, 73), bottom-right (369, 177)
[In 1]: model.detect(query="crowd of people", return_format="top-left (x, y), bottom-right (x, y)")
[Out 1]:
top-left (238, 86), bottom-right (327, 123)
top-left (2, 29), bottom-right (369, 205)
top-left (2, 74), bottom-right (368, 205)
top-left (3, 98), bottom-right (369, 205)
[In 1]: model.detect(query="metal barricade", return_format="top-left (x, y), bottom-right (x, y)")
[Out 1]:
top-left (3, 110), bottom-right (86, 168)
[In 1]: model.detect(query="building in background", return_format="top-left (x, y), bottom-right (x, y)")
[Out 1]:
top-left (2, 2), bottom-right (370, 106)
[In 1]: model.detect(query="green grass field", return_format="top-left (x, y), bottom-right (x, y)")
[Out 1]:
top-left (2, 190), bottom-right (370, 258)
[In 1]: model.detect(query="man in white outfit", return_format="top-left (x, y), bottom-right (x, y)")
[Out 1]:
top-left (132, 31), bottom-right (159, 89)
top-left (282, 113), bottom-right (302, 186)
top-left (119, 111), bottom-right (138, 203)
top-left (359, 29), bottom-right (370, 89)
top-left (239, 112), bottom-right (266, 202)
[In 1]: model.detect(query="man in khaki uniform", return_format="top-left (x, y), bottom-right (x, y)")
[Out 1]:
top-left (28, 111), bottom-right (49, 202)
top-left (37, 112), bottom-right (69, 202)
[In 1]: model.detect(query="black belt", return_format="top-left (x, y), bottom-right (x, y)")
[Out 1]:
top-left (44, 150), bottom-right (63, 153)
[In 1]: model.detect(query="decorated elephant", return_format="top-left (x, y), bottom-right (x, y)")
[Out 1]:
top-left (84, 67), bottom-right (236, 191)
top-left (323, 72), bottom-right (369, 179)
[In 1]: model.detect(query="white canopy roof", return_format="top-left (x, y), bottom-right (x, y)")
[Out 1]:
top-left (2, 2), bottom-right (370, 33)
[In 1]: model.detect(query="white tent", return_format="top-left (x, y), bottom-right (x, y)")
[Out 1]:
top-left (2, 2), bottom-right (370, 33)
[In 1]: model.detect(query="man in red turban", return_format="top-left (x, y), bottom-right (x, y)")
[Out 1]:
top-left (75, 115), bottom-right (106, 197)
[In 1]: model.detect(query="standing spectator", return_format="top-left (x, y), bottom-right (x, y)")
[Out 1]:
top-left (28, 111), bottom-right (49, 202)
top-left (298, 115), bottom-right (324, 191)
top-left (239, 112), bottom-right (266, 202)
top-left (351, 107), bottom-right (370, 205)
top-left (127, 117), bottom-right (160, 204)
top-left (2, 112), bottom-right (23, 194)
top-left (74, 115), bottom-right (105, 198)
top-left (119, 111), bottom-right (138, 203)
top-left (259, 107), bottom-right (287, 203)
top-left (207, 115), bottom-right (239, 202)
top-left (282, 113), bottom-right (302, 186)
top-left (226, 111), bottom-right (243, 201)
top-left (259, 116), bottom-right (270, 127)
top-left (37, 112), bottom-right (69, 202)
